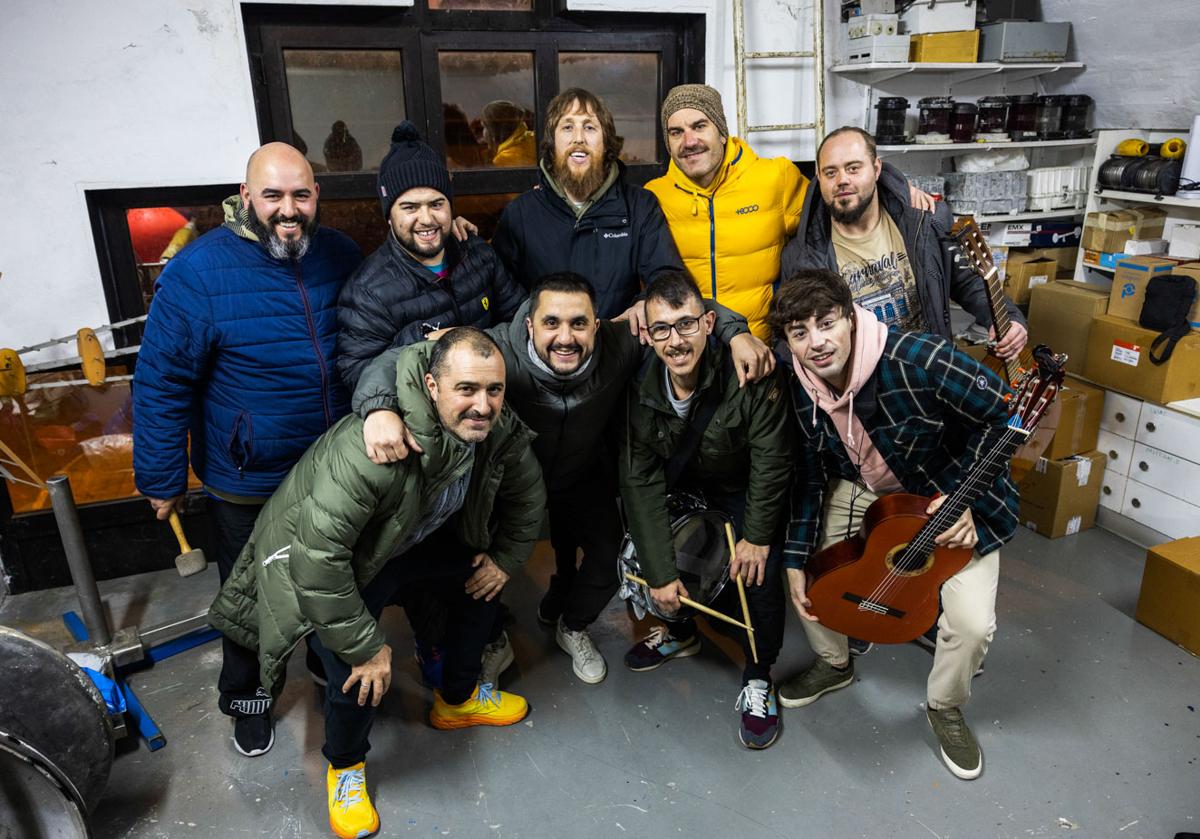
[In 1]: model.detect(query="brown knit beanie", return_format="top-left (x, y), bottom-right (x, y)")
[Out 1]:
top-left (660, 84), bottom-right (730, 142)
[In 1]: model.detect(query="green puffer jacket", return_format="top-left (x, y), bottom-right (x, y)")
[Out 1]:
top-left (209, 342), bottom-right (545, 697)
top-left (619, 340), bottom-right (794, 587)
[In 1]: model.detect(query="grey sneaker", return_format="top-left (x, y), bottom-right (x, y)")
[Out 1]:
top-left (479, 631), bottom-right (515, 687)
top-left (778, 658), bottom-right (854, 708)
top-left (555, 619), bottom-right (607, 684)
top-left (927, 706), bottom-right (982, 780)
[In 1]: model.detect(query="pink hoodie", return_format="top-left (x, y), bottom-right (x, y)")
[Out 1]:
top-left (792, 304), bottom-right (903, 494)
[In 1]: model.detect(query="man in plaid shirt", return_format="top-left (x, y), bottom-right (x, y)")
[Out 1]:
top-left (772, 268), bottom-right (1017, 781)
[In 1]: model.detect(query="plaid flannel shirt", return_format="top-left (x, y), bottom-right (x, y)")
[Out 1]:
top-left (783, 330), bottom-right (1018, 570)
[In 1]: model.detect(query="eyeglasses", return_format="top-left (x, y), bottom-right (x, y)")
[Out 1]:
top-left (647, 316), bottom-right (702, 343)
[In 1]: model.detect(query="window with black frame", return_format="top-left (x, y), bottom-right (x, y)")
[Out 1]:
top-left (243, 2), bottom-right (702, 239)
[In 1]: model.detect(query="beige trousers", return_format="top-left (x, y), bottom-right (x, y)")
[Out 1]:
top-left (797, 479), bottom-right (999, 710)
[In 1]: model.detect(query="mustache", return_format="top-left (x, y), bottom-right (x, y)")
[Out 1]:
top-left (548, 342), bottom-right (581, 353)
top-left (268, 210), bottom-right (309, 225)
top-left (459, 409), bottom-right (493, 422)
top-left (679, 144), bottom-right (708, 155)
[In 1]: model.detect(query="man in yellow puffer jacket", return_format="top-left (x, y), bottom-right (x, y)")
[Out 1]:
top-left (646, 85), bottom-right (808, 341)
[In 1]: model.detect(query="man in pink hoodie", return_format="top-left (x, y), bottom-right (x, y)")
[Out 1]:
top-left (771, 268), bottom-right (1017, 781)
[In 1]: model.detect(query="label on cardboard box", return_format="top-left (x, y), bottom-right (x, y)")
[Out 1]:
top-left (1030, 274), bottom-right (1050, 289)
top-left (1065, 515), bottom-right (1082, 536)
top-left (1111, 339), bottom-right (1141, 366)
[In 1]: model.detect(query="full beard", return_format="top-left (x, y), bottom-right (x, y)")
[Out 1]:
top-left (246, 201), bottom-right (319, 261)
top-left (828, 184), bottom-right (875, 225)
top-left (553, 148), bottom-right (608, 201)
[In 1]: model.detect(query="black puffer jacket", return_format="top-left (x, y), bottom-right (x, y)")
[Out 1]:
top-left (779, 161), bottom-right (1023, 339)
top-left (491, 163), bottom-right (683, 319)
top-left (336, 232), bottom-right (526, 390)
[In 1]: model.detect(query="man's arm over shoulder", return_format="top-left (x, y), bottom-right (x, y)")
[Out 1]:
top-left (351, 346), bottom-right (404, 418)
top-left (132, 259), bottom-right (215, 498)
top-left (289, 424), bottom-right (395, 666)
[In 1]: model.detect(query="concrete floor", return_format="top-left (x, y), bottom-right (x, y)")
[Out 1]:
top-left (1, 525), bottom-right (1197, 839)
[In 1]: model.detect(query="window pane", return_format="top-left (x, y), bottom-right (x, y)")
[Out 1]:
top-left (558, 52), bottom-right (661, 164)
top-left (320, 198), bottom-right (390, 256)
top-left (455, 193), bottom-right (520, 242)
top-left (284, 49), bottom-right (405, 173)
top-left (439, 51), bottom-right (536, 170)
top-left (429, 0), bottom-right (532, 10)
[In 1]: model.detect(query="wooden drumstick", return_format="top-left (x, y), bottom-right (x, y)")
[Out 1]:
top-left (725, 522), bottom-right (758, 664)
top-left (623, 572), bottom-right (752, 632)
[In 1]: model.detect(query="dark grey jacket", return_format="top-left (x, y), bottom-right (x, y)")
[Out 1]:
top-left (779, 161), bottom-right (1023, 338)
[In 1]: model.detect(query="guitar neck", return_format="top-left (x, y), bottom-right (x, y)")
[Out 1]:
top-left (905, 422), bottom-right (1027, 559)
top-left (980, 265), bottom-right (1021, 383)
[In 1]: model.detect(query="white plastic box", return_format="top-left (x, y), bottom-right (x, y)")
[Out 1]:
top-left (848, 13), bottom-right (899, 39)
top-left (1026, 166), bottom-right (1091, 212)
top-left (842, 33), bottom-right (911, 64)
top-left (861, 0), bottom-right (897, 13)
top-left (899, 0), bottom-right (977, 35)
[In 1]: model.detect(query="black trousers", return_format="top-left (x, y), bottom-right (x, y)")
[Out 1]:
top-left (212, 498), bottom-right (272, 718)
top-left (546, 476), bottom-right (623, 631)
top-left (311, 525), bottom-right (499, 769)
top-left (668, 488), bottom-right (786, 685)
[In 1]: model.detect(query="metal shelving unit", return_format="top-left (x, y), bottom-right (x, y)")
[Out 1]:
top-left (956, 209), bottom-right (1084, 224)
top-left (830, 60), bottom-right (1085, 86)
top-left (878, 137), bottom-right (1096, 154)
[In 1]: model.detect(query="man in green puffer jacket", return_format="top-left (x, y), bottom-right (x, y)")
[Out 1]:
top-left (619, 273), bottom-right (794, 752)
top-left (209, 327), bottom-right (543, 839)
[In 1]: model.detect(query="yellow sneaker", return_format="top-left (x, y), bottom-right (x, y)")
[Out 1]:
top-left (326, 762), bottom-right (379, 839)
top-left (429, 682), bottom-right (529, 730)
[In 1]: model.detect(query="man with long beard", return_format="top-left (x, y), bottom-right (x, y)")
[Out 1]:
top-left (134, 142), bottom-right (361, 758)
top-left (491, 87), bottom-right (682, 334)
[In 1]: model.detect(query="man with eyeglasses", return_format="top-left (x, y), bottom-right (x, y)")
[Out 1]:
top-left (348, 272), bottom-right (766, 686)
top-left (618, 271), bottom-right (793, 749)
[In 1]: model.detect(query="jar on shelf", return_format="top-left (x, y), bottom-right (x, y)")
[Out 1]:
top-left (873, 97), bottom-right (909, 145)
top-left (1061, 94), bottom-right (1093, 139)
top-left (916, 96), bottom-right (954, 143)
top-left (977, 96), bottom-right (1010, 139)
top-left (1035, 95), bottom-right (1066, 140)
top-left (950, 102), bottom-right (978, 144)
top-left (1007, 94), bottom-right (1037, 140)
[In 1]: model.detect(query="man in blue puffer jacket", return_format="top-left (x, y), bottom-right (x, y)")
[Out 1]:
top-left (132, 142), bottom-right (362, 758)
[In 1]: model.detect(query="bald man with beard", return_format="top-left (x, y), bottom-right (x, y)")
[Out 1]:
top-left (134, 142), bottom-right (362, 758)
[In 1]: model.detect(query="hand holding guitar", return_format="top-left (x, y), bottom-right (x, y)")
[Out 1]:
top-left (928, 496), bottom-right (979, 550)
top-left (989, 321), bottom-right (1028, 361)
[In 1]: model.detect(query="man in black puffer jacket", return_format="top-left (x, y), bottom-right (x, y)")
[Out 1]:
top-left (336, 122), bottom-right (526, 392)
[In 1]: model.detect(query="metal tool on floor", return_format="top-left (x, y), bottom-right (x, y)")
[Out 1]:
top-left (41, 474), bottom-right (220, 751)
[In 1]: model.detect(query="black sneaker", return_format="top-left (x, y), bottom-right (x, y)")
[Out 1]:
top-left (778, 658), bottom-right (854, 708)
top-left (233, 712), bottom-right (274, 757)
top-left (623, 625), bottom-right (700, 672)
top-left (848, 637), bottom-right (874, 657)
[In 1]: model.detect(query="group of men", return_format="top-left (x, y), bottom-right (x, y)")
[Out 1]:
top-left (132, 81), bottom-right (1028, 839)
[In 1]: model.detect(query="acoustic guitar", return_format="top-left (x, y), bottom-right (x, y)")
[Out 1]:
top-left (951, 216), bottom-right (1062, 482)
top-left (804, 347), bottom-right (1066, 644)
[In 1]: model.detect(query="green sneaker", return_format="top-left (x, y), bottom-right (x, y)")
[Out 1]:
top-left (927, 706), bottom-right (982, 780)
top-left (778, 658), bottom-right (854, 708)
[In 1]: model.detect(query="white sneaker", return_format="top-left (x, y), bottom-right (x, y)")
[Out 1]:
top-left (479, 630), bottom-right (515, 687)
top-left (556, 619), bottom-right (607, 684)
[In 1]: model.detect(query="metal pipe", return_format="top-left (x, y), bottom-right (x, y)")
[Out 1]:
top-left (733, 0), bottom-right (748, 138)
top-left (46, 475), bottom-right (111, 646)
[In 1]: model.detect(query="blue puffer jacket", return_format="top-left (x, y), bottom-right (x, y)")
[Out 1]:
top-left (133, 211), bottom-right (362, 500)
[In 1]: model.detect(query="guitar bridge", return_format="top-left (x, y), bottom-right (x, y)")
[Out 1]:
top-left (842, 592), bottom-right (906, 619)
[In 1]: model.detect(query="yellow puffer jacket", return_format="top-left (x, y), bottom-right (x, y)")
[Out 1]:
top-left (646, 137), bottom-right (809, 340)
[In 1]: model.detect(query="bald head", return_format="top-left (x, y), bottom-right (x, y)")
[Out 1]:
top-left (239, 142), bottom-right (320, 260)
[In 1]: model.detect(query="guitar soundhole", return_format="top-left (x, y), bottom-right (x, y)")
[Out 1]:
top-left (884, 543), bottom-right (933, 577)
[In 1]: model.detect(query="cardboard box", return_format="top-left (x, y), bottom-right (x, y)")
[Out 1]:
top-left (1030, 246), bottom-right (1080, 274)
top-left (1135, 536), bottom-right (1200, 655)
top-left (1168, 223), bottom-right (1200, 261)
top-left (1041, 377), bottom-right (1104, 460)
top-left (1029, 221), bottom-right (1081, 248)
top-left (900, 0), bottom-right (976, 34)
top-left (1027, 280), bottom-right (1109, 374)
top-left (1083, 208), bottom-right (1168, 254)
top-left (1108, 256), bottom-right (1176, 322)
top-left (1004, 255), bottom-right (1057, 305)
top-left (1083, 314), bottom-right (1200, 404)
top-left (1018, 450), bottom-right (1107, 538)
top-left (909, 29), bottom-right (979, 62)
top-left (1170, 263), bottom-right (1200, 329)
top-left (1123, 238), bottom-right (1168, 256)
